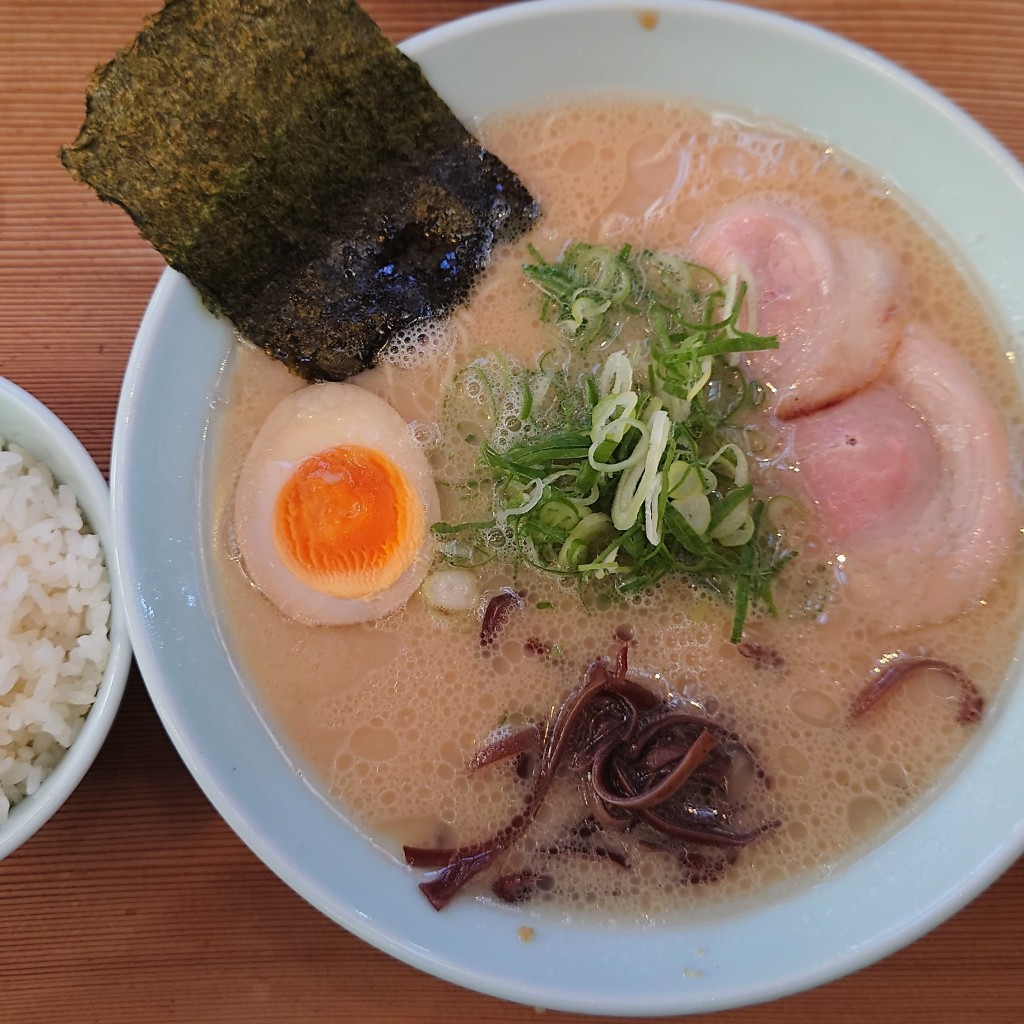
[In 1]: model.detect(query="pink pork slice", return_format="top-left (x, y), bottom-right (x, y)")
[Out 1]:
top-left (694, 200), bottom-right (900, 420)
top-left (788, 328), bottom-right (1018, 631)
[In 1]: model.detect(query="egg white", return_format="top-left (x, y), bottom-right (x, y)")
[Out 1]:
top-left (233, 382), bottom-right (439, 626)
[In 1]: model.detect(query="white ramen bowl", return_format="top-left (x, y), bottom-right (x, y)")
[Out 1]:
top-left (0, 377), bottom-right (131, 860)
top-left (112, 1), bottom-right (1024, 1015)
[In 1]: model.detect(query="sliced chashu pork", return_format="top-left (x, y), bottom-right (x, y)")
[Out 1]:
top-left (788, 327), bottom-right (1018, 631)
top-left (694, 200), bottom-right (900, 419)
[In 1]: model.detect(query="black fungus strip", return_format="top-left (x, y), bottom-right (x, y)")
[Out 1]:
top-left (404, 639), bottom-right (776, 909)
top-left (850, 654), bottom-right (983, 724)
top-left (466, 724), bottom-right (540, 771)
top-left (737, 642), bottom-right (784, 669)
top-left (479, 589), bottom-right (525, 647)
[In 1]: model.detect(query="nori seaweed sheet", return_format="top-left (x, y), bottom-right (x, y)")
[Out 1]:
top-left (61, 0), bottom-right (539, 380)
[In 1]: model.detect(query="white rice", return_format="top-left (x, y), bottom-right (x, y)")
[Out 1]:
top-left (0, 438), bottom-right (111, 822)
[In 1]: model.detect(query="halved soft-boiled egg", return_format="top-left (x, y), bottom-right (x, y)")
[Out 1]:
top-left (233, 382), bottom-right (439, 625)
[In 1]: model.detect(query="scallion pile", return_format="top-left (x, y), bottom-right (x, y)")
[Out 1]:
top-left (433, 242), bottom-right (794, 641)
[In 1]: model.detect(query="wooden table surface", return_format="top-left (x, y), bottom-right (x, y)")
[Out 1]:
top-left (3, 0), bottom-right (1024, 1020)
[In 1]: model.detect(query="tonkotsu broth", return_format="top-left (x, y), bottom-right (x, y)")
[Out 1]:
top-left (209, 98), bottom-right (1024, 923)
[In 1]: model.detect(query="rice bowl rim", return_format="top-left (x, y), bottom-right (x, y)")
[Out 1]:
top-left (112, 0), bottom-right (1024, 1016)
top-left (0, 376), bottom-right (132, 861)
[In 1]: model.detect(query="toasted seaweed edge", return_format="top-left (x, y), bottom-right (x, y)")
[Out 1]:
top-left (60, 0), bottom-right (540, 378)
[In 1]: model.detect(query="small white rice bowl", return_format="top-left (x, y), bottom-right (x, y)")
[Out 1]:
top-left (0, 377), bottom-right (130, 859)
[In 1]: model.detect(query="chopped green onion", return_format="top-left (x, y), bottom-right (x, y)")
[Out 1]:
top-left (436, 242), bottom-right (790, 640)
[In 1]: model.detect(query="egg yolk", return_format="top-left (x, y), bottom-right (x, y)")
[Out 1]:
top-left (273, 444), bottom-right (424, 600)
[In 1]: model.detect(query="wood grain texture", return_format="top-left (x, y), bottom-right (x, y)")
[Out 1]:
top-left (1, 1), bottom-right (1023, 1021)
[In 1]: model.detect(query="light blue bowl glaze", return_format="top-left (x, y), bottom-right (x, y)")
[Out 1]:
top-left (111, 2), bottom-right (1024, 1015)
